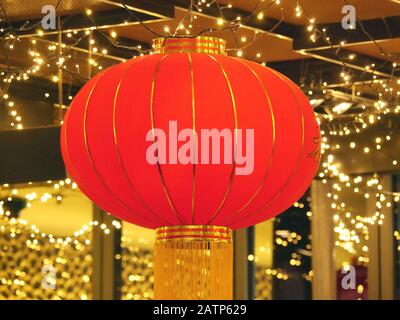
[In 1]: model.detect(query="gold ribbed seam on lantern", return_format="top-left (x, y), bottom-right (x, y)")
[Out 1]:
top-left (152, 37), bottom-right (227, 55)
top-left (154, 225), bottom-right (233, 300)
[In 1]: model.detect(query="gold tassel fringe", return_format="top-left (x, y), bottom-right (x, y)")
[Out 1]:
top-left (154, 225), bottom-right (233, 300)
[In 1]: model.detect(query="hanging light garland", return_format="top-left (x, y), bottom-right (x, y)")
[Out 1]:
top-left (0, 0), bottom-right (398, 299)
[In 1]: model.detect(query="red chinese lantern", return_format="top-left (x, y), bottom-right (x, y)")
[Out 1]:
top-left (61, 37), bottom-right (320, 299)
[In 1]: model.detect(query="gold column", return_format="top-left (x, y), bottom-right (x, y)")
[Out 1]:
top-left (311, 180), bottom-right (336, 299)
top-left (154, 225), bottom-right (233, 300)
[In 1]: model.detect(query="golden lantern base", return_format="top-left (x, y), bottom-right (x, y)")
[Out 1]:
top-left (154, 225), bottom-right (233, 300)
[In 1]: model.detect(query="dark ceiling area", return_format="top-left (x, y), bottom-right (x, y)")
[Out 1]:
top-left (0, 0), bottom-right (399, 138)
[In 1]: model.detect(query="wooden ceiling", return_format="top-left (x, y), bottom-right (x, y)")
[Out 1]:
top-left (2, 0), bottom-right (399, 62)
top-left (0, 0), bottom-right (399, 129)
top-left (218, 0), bottom-right (400, 24)
top-left (0, 0), bottom-right (111, 20)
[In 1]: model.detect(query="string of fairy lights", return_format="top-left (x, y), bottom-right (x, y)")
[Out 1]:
top-left (0, 194), bottom-right (157, 300)
top-left (318, 131), bottom-right (400, 257)
top-left (0, 0), bottom-right (399, 295)
top-left (281, 0), bottom-right (399, 264)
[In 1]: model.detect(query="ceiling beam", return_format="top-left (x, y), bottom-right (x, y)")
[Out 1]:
top-left (268, 58), bottom-right (395, 102)
top-left (269, 56), bottom-right (396, 87)
top-left (295, 48), bottom-right (399, 79)
top-left (99, 0), bottom-right (175, 19)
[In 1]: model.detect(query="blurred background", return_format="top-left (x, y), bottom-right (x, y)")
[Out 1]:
top-left (0, 0), bottom-right (400, 300)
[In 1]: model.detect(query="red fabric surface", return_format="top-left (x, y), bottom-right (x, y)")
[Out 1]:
top-left (61, 53), bottom-right (320, 229)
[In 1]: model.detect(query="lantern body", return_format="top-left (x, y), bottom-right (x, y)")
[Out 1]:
top-left (61, 38), bottom-right (320, 230)
top-left (61, 37), bottom-right (320, 299)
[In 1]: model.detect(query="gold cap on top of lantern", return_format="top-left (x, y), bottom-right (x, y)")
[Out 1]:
top-left (155, 225), bottom-right (232, 242)
top-left (152, 36), bottom-right (227, 55)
